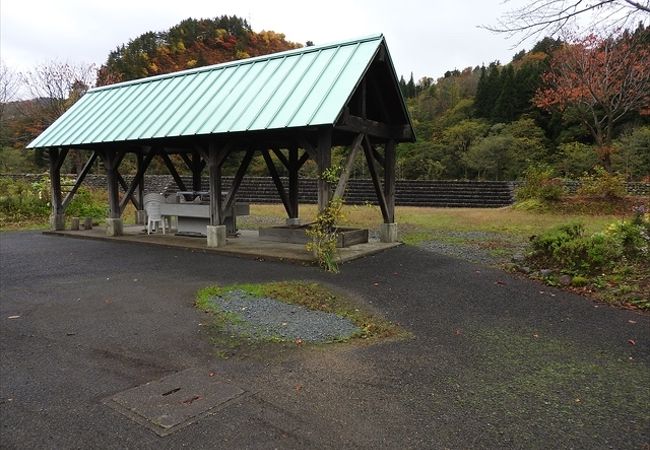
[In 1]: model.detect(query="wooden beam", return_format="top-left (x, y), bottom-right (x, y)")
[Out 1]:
top-left (333, 133), bottom-right (364, 200)
top-left (297, 150), bottom-right (310, 169)
top-left (296, 136), bottom-right (316, 159)
top-left (336, 114), bottom-right (411, 140)
top-left (362, 138), bottom-right (389, 222)
top-left (384, 139), bottom-right (396, 223)
top-left (271, 148), bottom-right (289, 170)
top-left (62, 151), bottom-right (98, 210)
top-left (160, 152), bottom-right (187, 192)
top-left (261, 149), bottom-right (292, 217)
top-left (116, 171), bottom-right (140, 210)
top-left (179, 153), bottom-right (193, 170)
top-left (119, 149), bottom-right (156, 212)
top-left (223, 149), bottom-right (255, 214)
top-left (316, 128), bottom-right (332, 212)
top-left (55, 148), bottom-right (69, 172)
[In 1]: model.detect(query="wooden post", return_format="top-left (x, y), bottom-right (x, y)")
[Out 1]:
top-left (103, 150), bottom-right (121, 219)
top-left (288, 146), bottom-right (299, 223)
top-left (206, 142), bottom-right (226, 247)
top-left (207, 145), bottom-right (222, 226)
top-left (192, 151), bottom-right (203, 192)
top-left (136, 152), bottom-right (145, 206)
top-left (316, 128), bottom-right (332, 212)
top-left (103, 149), bottom-right (123, 236)
top-left (384, 139), bottom-right (396, 223)
top-left (48, 148), bottom-right (66, 230)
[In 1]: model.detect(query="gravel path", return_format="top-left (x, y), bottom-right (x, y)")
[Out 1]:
top-left (208, 290), bottom-right (360, 343)
top-left (418, 231), bottom-right (528, 266)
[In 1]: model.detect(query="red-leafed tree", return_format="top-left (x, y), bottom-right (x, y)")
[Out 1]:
top-left (534, 33), bottom-right (650, 170)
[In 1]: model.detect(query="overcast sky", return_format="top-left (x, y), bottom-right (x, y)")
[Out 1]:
top-left (1, 0), bottom-right (532, 84)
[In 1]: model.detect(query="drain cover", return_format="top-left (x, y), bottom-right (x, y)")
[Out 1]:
top-left (104, 368), bottom-right (246, 436)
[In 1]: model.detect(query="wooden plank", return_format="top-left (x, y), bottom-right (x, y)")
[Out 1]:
top-left (261, 149), bottom-right (292, 217)
top-left (223, 149), bottom-right (255, 213)
top-left (384, 139), bottom-right (396, 223)
top-left (362, 138), bottom-right (389, 222)
top-left (316, 128), bottom-right (332, 212)
top-left (62, 151), bottom-right (97, 210)
top-left (333, 133), bottom-right (364, 199)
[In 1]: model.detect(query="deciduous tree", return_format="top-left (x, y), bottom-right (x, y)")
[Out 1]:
top-left (534, 33), bottom-right (650, 170)
top-left (486, 0), bottom-right (649, 44)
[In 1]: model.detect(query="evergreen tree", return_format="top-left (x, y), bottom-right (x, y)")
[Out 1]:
top-left (406, 72), bottom-right (416, 98)
top-left (493, 65), bottom-right (517, 122)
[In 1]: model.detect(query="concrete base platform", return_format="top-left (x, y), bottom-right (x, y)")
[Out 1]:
top-left (43, 226), bottom-right (400, 264)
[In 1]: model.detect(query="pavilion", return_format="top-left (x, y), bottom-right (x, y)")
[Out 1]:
top-left (27, 33), bottom-right (415, 247)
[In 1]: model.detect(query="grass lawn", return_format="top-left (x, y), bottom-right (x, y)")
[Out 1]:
top-left (239, 203), bottom-right (621, 244)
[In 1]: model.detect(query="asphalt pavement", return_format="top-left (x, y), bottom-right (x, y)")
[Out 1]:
top-left (1, 231), bottom-right (648, 449)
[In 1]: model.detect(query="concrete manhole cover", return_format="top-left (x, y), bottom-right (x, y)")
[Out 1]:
top-left (104, 367), bottom-right (246, 436)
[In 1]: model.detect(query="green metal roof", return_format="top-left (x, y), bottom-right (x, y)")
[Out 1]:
top-left (28, 34), bottom-right (405, 149)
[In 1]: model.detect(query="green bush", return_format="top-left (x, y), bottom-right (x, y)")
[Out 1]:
top-left (0, 177), bottom-right (50, 225)
top-left (515, 165), bottom-right (565, 203)
top-left (0, 176), bottom-right (107, 227)
top-left (577, 167), bottom-right (626, 199)
top-left (530, 222), bottom-right (624, 275)
top-left (67, 188), bottom-right (107, 219)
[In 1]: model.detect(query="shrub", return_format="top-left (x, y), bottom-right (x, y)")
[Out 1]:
top-left (576, 167), bottom-right (626, 199)
top-left (0, 177), bottom-right (50, 226)
top-left (606, 217), bottom-right (649, 260)
top-left (66, 187), bottom-right (107, 219)
top-left (515, 165), bottom-right (565, 203)
top-left (530, 222), bottom-right (623, 275)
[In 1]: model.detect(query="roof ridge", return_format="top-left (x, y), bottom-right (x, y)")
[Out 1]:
top-left (90, 33), bottom-right (384, 93)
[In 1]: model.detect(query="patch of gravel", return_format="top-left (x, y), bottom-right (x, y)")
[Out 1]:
top-left (418, 231), bottom-right (528, 266)
top-left (208, 290), bottom-right (360, 343)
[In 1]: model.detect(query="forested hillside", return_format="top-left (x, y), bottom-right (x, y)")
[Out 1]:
top-left (1, 16), bottom-right (648, 180)
top-left (96, 15), bottom-right (300, 85)
top-left (397, 28), bottom-right (649, 181)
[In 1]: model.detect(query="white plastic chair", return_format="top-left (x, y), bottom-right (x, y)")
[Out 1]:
top-left (143, 193), bottom-right (166, 235)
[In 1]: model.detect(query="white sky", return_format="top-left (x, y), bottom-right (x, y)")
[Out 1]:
top-left (1, 0), bottom-right (532, 84)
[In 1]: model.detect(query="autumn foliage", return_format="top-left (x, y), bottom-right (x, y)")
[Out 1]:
top-left (534, 33), bottom-right (650, 169)
top-left (96, 16), bottom-right (301, 86)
